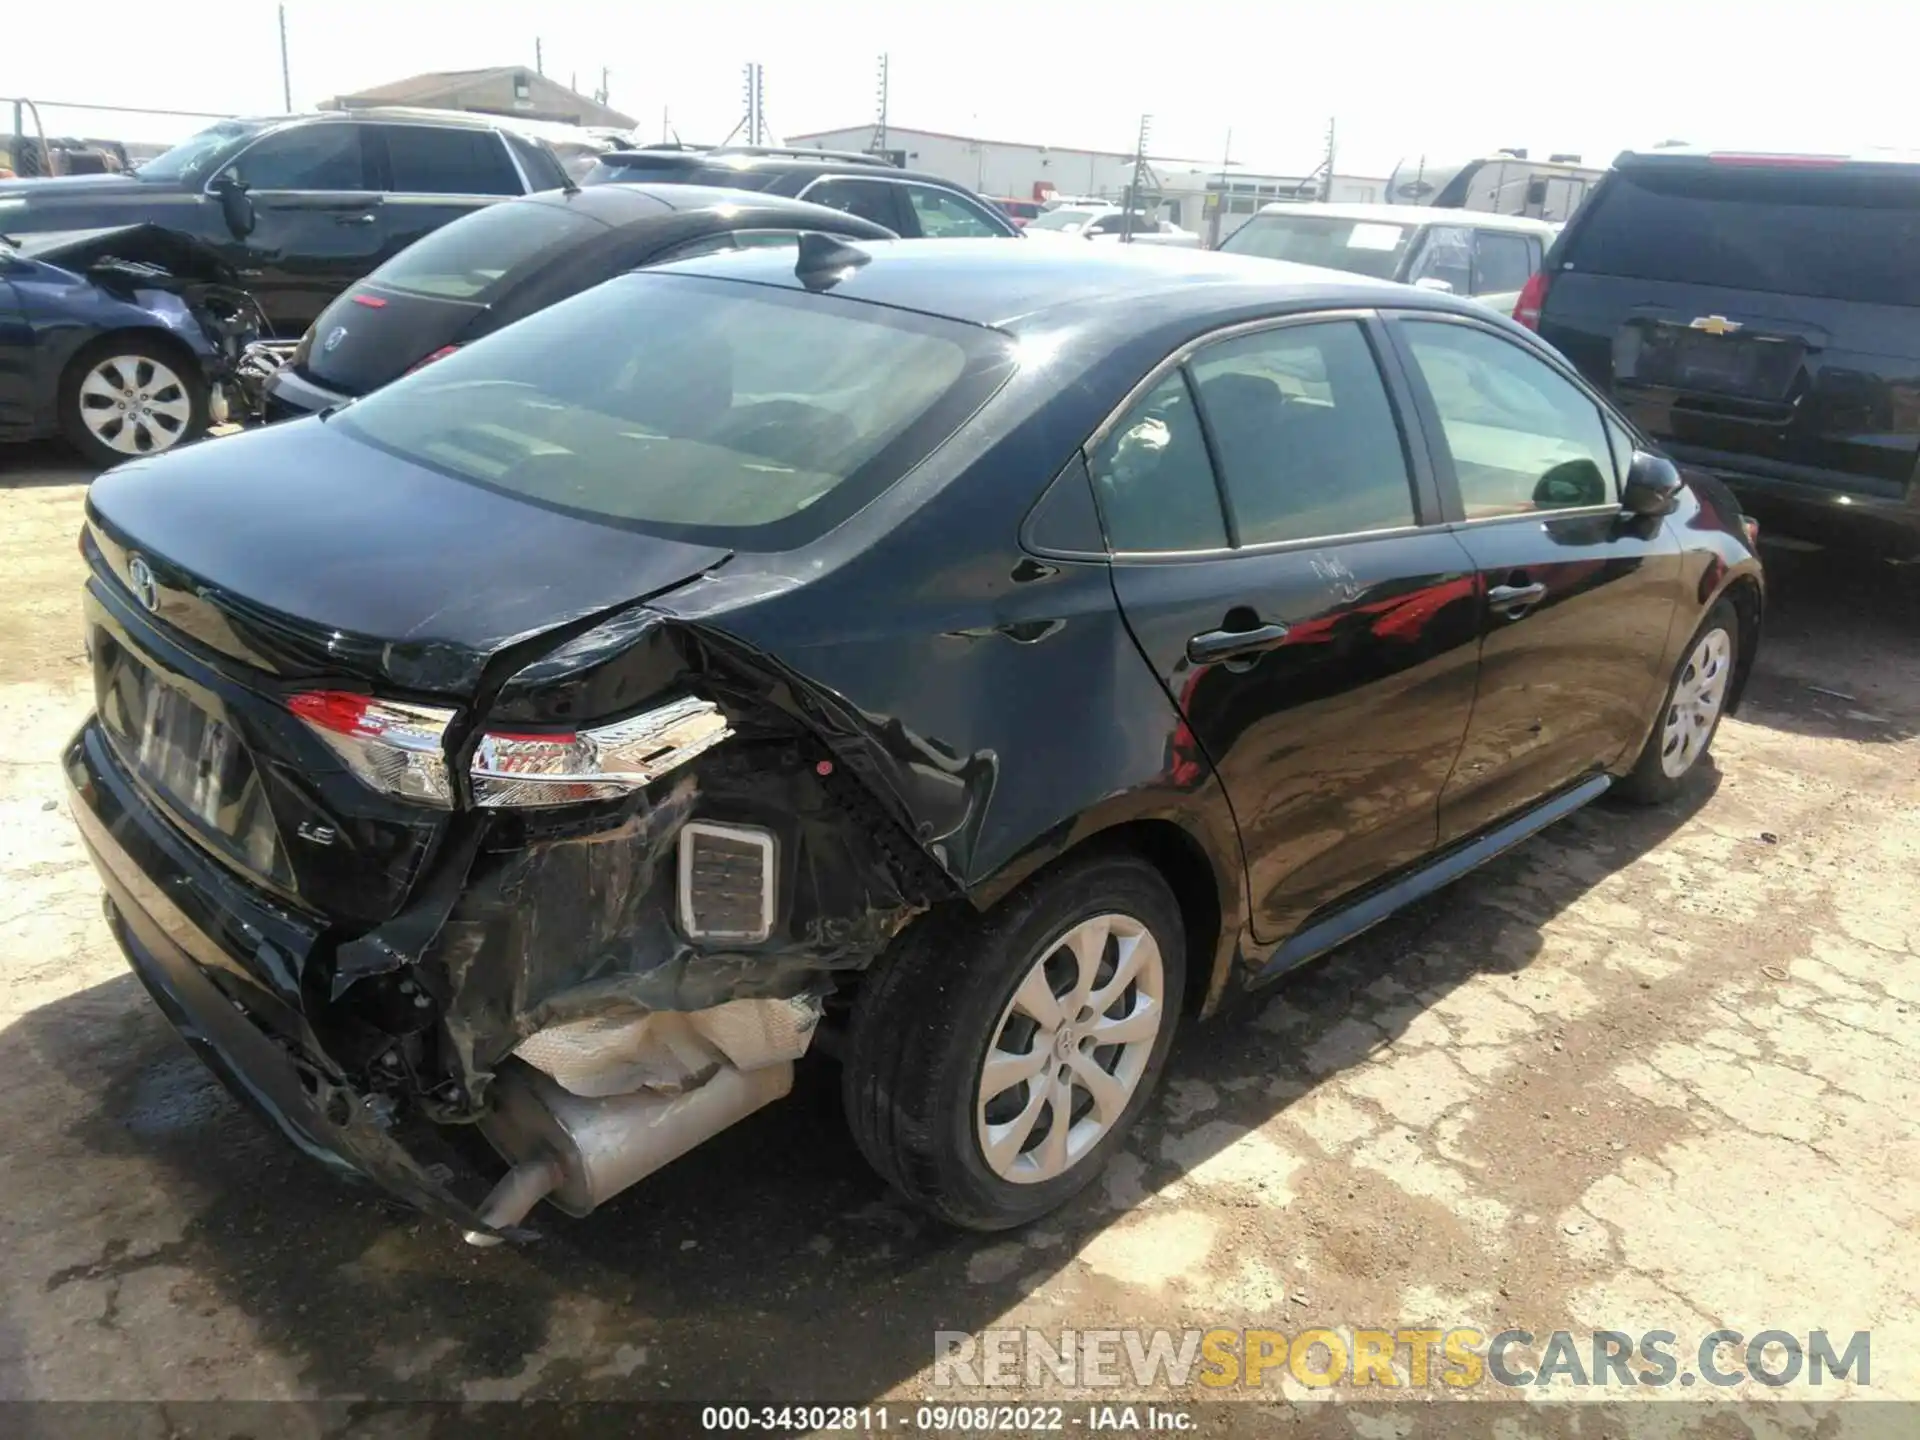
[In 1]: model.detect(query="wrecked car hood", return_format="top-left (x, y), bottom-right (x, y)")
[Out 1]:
top-left (5, 223), bottom-right (238, 284)
top-left (84, 419), bottom-right (733, 693)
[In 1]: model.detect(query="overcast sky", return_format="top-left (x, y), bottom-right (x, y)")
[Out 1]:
top-left (5, 0), bottom-right (1915, 177)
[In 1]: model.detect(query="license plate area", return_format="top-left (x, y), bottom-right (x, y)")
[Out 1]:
top-left (1616, 322), bottom-right (1804, 402)
top-left (94, 629), bottom-right (292, 888)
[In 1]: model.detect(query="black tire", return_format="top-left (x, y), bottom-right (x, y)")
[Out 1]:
top-left (842, 850), bottom-right (1186, 1231)
top-left (1617, 598), bottom-right (1739, 805)
top-left (59, 334), bottom-right (210, 469)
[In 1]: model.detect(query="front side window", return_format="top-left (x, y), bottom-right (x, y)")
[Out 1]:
top-left (1471, 231), bottom-right (1535, 295)
top-left (335, 274), bottom-right (1012, 549)
top-left (1400, 320), bottom-right (1615, 518)
top-left (227, 125), bottom-right (366, 190)
top-left (1407, 225), bottom-right (1473, 293)
top-left (1087, 372), bottom-right (1229, 552)
top-left (1189, 320), bottom-right (1417, 545)
top-left (383, 126), bottom-right (520, 196)
top-left (902, 185), bottom-right (1003, 237)
top-left (802, 179), bottom-right (902, 232)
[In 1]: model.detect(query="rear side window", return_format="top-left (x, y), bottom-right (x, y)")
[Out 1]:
top-left (1567, 166), bottom-right (1920, 306)
top-left (1190, 321), bottom-right (1416, 544)
top-left (504, 132), bottom-right (568, 191)
top-left (384, 126), bottom-right (520, 196)
top-left (803, 179), bottom-right (905, 232)
top-left (371, 200), bottom-right (597, 300)
top-left (335, 274), bottom-right (1013, 549)
top-left (1088, 373), bottom-right (1229, 552)
top-left (1472, 231), bottom-right (1535, 295)
top-left (902, 185), bottom-right (1003, 237)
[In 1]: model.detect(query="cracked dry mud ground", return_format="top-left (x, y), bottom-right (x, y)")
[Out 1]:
top-left (2, 445), bottom-right (1915, 1427)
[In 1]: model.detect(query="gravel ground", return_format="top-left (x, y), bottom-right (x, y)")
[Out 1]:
top-left (2, 441), bottom-right (1915, 1429)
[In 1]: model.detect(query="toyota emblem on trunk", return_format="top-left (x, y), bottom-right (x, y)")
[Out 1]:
top-left (126, 555), bottom-right (159, 612)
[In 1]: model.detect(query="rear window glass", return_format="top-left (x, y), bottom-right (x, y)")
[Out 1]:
top-left (582, 159), bottom-right (780, 191)
top-left (336, 273), bottom-right (1013, 549)
top-left (370, 200), bottom-right (598, 300)
top-left (1568, 167), bottom-right (1920, 306)
top-left (1217, 213), bottom-right (1411, 279)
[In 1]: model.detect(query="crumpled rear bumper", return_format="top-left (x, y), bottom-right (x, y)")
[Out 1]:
top-left (65, 719), bottom-right (514, 1237)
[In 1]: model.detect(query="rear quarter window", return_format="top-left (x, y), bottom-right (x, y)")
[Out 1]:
top-left (1567, 166), bottom-right (1920, 306)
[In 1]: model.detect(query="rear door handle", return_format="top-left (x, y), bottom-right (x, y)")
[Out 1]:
top-left (333, 213), bottom-right (377, 226)
top-left (1487, 582), bottom-right (1547, 614)
top-left (1187, 622), bottom-right (1292, 666)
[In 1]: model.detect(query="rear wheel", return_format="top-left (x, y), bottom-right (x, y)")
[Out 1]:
top-left (842, 851), bottom-right (1185, 1230)
top-left (1619, 599), bottom-right (1738, 804)
top-left (60, 336), bottom-right (209, 468)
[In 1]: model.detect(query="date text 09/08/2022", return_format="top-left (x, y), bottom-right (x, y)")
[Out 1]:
top-left (700, 1404), bottom-right (1194, 1432)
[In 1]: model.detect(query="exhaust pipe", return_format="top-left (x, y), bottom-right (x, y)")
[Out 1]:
top-left (463, 1057), bottom-right (793, 1245)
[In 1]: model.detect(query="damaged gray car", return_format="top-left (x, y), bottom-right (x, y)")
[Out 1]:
top-left (66, 237), bottom-right (1762, 1241)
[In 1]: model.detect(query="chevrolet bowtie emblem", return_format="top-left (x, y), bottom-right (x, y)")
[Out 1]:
top-left (1689, 314), bottom-right (1743, 336)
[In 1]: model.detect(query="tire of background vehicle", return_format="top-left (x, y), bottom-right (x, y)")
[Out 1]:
top-left (842, 850), bottom-right (1186, 1231)
top-left (59, 335), bottom-right (210, 469)
top-left (1616, 598), bottom-right (1740, 805)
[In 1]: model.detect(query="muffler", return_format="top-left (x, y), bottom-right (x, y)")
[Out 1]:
top-left (463, 1056), bottom-right (792, 1245)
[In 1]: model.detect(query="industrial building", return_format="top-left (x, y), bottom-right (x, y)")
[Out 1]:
top-left (785, 123), bottom-right (1389, 241)
top-left (324, 68), bottom-right (636, 130)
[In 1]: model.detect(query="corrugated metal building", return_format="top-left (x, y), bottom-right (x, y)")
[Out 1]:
top-left (325, 68), bottom-right (636, 130)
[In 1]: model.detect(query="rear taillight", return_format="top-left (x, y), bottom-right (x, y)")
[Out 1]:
top-left (1514, 270), bottom-right (1550, 331)
top-left (405, 345), bottom-right (461, 375)
top-left (469, 696), bottom-right (730, 809)
top-left (289, 690), bottom-right (457, 807)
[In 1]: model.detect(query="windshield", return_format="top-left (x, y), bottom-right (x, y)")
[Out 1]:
top-left (336, 272), bottom-right (1015, 549)
top-left (133, 120), bottom-right (260, 183)
top-left (1219, 213), bottom-right (1413, 279)
top-left (1029, 208), bottom-right (1103, 232)
top-left (371, 200), bottom-right (598, 301)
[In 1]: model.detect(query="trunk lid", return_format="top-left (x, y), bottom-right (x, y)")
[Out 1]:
top-left (83, 418), bottom-right (729, 921)
top-left (1542, 158), bottom-right (1920, 500)
top-left (296, 286), bottom-right (483, 397)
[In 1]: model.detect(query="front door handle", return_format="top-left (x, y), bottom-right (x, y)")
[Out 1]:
top-left (1487, 581), bottom-right (1547, 615)
top-left (1187, 622), bottom-right (1292, 666)
top-left (333, 213), bottom-right (377, 226)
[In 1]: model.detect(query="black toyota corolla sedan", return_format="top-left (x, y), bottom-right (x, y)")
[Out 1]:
top-left (67, 240), bottom-right (1763, 1243)
top-left (260, 183), bottom-right (895, 420)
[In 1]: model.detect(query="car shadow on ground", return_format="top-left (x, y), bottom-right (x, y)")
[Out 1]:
top-left (0, 439), bottom-right (95, 487)
top-left (3, 770), bottom-right (1716, 1403)
top-left (1736, 541), bottom-right (1920, 745)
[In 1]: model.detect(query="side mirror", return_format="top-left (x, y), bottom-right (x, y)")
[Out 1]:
top-left (1413, 276), bottom-right (1455, 293)
top-left (1620, 450), bottom-right (1684, 517)
top-left (212, 173), bottom-right (255, 239)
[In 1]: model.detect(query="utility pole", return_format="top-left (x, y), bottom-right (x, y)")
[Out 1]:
top-left (1121, 114), bottom-right (1152, 242)
top-left (1209, 126), bottom-right (1232, 247)
top-left (535, 38), bottom-right (544, 76)
top-left (277, 4), bottom-right (292, 113)
top-left (1321, 115), bottom-right (1337, 201)
top-left (739, 63), bottom-right (765, 146)
top-left (597, 67), bottom-right (610, 106)
top-left (868, 53), bottom-right (890, 158)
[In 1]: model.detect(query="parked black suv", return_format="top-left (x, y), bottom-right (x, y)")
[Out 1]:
top-left (581, 144), bottom-right (1020, 239)
top-left (1527, 148), bottom-right (1920, 555)
top-left (0, 110), bottom-right (569, 334)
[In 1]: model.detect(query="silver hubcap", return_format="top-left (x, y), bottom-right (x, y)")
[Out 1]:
top-left (976, 912), bottom-right (1166, 1185)
top-left (78, 356), bottom-right (193, 455)
top-left (1660, 627), bottom-right (1732, 778)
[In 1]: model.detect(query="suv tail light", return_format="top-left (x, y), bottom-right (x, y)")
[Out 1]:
top-left (289, 691), bottom-right (458, 806)
top-left (470, 696), bottom-right (730, 809)
top-left (1514, 270), bottom-right (1550, 330)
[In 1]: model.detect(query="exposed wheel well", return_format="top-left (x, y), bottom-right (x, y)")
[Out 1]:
top-left (1720, 575), bottom-right (1764, 712)
top-left (1076, 819), bottom-right (1223, 1020)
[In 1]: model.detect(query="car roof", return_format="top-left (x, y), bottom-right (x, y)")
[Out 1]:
top-left (1614, 145), bottom-right (1920, 171)
top-left (655, 236), bottom-right (1443, 331)
top-left (242, 108), bottom-right (521, 135)
top-left (514, 182), bottom-right (898, 232)
top-left (1248, 201), bottom-right (1557, 233)
top-left (593, 147), bottom-right (959, 187)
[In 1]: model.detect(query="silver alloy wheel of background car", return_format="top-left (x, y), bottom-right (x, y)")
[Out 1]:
top-left (76, 354), bottom-right (195, 456)
top-left (976, 912), bottom-right (1166, 1185)
top-left (1660, 625), bottom-right (1734, 778)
